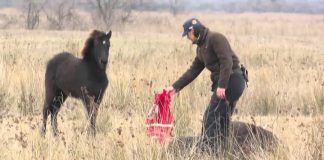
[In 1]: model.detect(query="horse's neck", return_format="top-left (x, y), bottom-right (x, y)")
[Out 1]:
top-left (82, 59), bottom-right (106, 76)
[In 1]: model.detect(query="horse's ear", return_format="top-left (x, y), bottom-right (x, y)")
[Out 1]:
top-left (106, 31), bottom-right (112, 39)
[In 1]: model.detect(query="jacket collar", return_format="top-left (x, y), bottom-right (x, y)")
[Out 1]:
top-left (196, 28), bottom-right (209, 46)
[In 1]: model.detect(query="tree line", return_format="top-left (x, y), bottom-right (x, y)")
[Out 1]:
top-left (0, 0), bottom-right (323, 30)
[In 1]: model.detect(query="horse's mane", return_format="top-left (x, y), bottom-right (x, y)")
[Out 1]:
top-left (81, 30), bottom-right (105, 60)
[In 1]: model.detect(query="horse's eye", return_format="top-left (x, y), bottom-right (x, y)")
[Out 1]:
top-left (102, 40), bottom-right (106, 45)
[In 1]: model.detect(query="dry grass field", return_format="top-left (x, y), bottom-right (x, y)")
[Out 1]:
top-left (0, 12), bottom-right (323, 159)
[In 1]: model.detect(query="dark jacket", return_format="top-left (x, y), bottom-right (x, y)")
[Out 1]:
top-left (172, 29), bottom-right (240, 91)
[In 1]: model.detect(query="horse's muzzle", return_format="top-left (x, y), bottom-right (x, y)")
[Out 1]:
top-left (102, 60), bottom-right (108, 65)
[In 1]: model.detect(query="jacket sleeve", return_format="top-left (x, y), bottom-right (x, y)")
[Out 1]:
top-left (211, 34), bottom-right (233, 88)
top-left (172, 56), bottom-right (205, 91)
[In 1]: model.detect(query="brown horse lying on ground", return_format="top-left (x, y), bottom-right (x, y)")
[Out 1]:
top-left (169, 121), bottom-right (279, 156)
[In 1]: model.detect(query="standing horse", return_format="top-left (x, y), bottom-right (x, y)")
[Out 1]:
top-left (41, 30), bottom-right (112, 136)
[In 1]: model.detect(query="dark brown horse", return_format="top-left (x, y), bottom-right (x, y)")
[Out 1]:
top-left (169, 121), bottom-right (278, 157)
top-left (41, 30), bottom-right (112, 136)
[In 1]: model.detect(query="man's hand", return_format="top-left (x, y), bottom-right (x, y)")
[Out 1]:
top-left (216, 87), bottom-right (226, 99)
top-left (165, 86), bottom-right (176, 96)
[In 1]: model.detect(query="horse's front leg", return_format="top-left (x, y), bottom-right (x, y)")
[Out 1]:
top-left (89, 103), bottom-right (98, 136)
top-left (84, 96), bottom-right (99, 136)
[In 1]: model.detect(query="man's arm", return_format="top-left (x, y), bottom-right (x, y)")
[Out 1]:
top-left (172, 56), bottom-right (205, 92)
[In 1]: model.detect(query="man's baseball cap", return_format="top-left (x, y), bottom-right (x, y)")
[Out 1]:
top-left (182, 18), bottom-right (201, 37)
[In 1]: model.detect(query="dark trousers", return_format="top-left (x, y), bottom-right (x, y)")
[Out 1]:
top-left (201, 71), bottom-right (246, 151)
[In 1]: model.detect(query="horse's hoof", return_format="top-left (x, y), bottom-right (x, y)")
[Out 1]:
top-left (40, 127), bottom-right (46, 137)
top-left (52, 129), bottom-right (60, 137)
top-left (87, 128), bottom-right (96, 137)
top-left (52, 132), bottom-right (58, 137)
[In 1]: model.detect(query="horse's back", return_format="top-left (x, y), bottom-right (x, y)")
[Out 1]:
top-left (45, 52), bottom-right (80, 90)
top-left (169, 121), bottom-right (278, 155)
top-left (231, 121), bottom-right (278, 153)
top-left (46, 52), bottom-right (78, 72)
top-left (45, 52), bottom-right (107, 98)
top-left (231, 121), bottom-right (278, 149)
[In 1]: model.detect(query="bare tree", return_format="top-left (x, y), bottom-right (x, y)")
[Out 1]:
top-left (24, 0), bottom-right (43, 30)
top-left (0, 14), bottom-right (17, 29)
top-left (43, 0), bottom-right (75, 30)
top-left (169, 0), bottom-right (183, 16)
top-left (89, 0), bottom-right (132, 30)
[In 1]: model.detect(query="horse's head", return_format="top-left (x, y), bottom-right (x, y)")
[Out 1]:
top-left (82, 30), bottom-right (112, 70)
top-left (93, 30), bottom-right (112, 70)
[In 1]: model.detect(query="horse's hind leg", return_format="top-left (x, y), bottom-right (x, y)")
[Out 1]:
top-left (41, 81), bottom-right (57, 136)
top-left (50, 91), bottom-right (67, 136)
top-left (41, 101), bottom-right (51, 136)
top-left (41, 77), bottom-right (67, 137)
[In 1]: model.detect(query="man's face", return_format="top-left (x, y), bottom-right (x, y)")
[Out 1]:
top-left (187, 29), bottom-right (197, 43)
